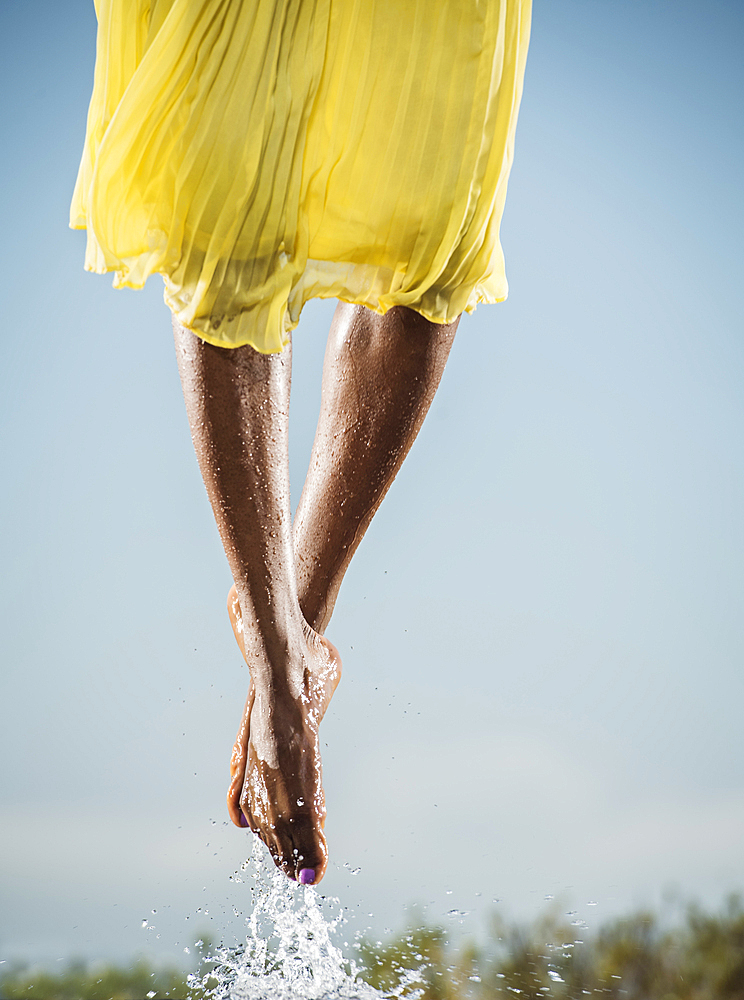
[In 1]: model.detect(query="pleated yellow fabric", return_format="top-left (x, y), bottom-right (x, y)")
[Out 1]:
top-left (71, 0), bottom-right (531, 352)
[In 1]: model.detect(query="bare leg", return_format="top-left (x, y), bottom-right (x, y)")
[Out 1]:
top-left (295, 303), bottom-right (458, 632)
top-left (173, 320), bottom-right (339, 884)
top-left (226, 306), bottom-right (457, 857)
top-left (183, 304), bottom-right (456, 882)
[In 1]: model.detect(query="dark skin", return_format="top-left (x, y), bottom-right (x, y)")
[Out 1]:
top-left (174, 302), bottom-right (458, 883)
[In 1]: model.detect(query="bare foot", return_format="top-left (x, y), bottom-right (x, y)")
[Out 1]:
top-left (226, 586), bottom-right (342, 883)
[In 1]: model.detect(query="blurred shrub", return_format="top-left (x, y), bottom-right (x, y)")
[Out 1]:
top-left (1, 895), bottom-right (742, 999)
top-left (0, 958), bottom-right (186, 999)
top-left (353, 893), bottom-right (744, 999)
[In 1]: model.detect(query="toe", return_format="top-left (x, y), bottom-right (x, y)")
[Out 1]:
top-left (287, 817), bottom-right (328, 883)
top-left (266, 832), bottom-right (297, 882)
top-left (227, 768), bottom-right (247, 827)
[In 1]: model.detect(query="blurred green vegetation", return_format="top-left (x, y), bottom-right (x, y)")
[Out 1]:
top-left (0, 957), bottom-right (185, 1000)
top-left (1, 895), bottom-right (743, 999)
top-left (0, 937), bottom-right (216, 1000)
top-left (355, 895), bottom-right (744, 999)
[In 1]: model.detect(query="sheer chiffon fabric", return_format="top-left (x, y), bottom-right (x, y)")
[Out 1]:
top-left (71, 0), bottom-right (531, 351)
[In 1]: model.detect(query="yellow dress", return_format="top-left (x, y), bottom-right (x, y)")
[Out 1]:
top-left (71, 0), bottom-right (531, 352)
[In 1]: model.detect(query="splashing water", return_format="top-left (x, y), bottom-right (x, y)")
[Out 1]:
top-left (188, 839), bottom-right (424, 999)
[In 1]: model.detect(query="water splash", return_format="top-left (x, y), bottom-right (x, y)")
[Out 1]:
top-left (189, 839), bottom-right (423, 999)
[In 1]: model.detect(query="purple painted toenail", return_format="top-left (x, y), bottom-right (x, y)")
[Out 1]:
top-left (299, 868), bottom-right (315, 885)
top-left (238, 813), bottom-right (249, 828)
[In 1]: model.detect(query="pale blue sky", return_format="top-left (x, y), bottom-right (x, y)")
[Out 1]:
top-left (1, 0), bottom-right (743, 966)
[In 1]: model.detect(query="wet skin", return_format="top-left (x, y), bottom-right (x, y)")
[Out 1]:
top-left (174, 303), bottom-right (458, 884)
top-left (226, 586), bottom-right (341, 881)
